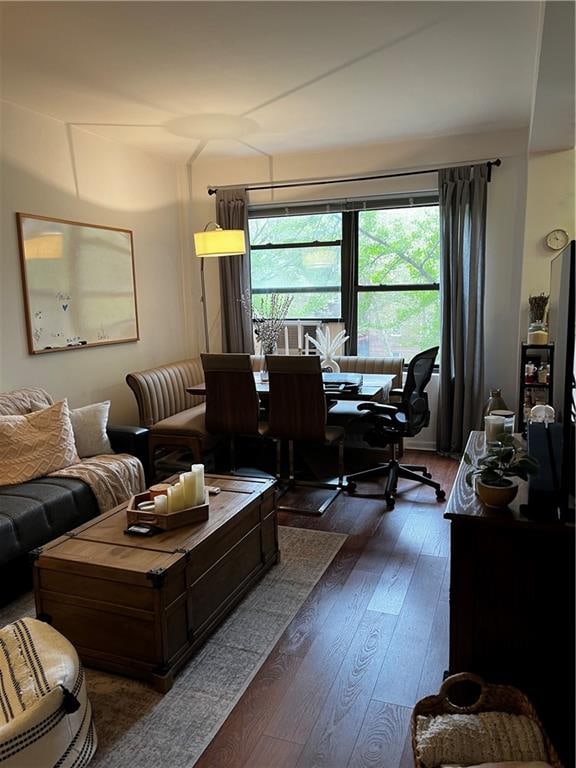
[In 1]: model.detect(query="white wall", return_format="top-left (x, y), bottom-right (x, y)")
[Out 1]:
top-left (521, 148), bottom-right (575, 321)
top-left (188, 128), bottom-right (530, 444)
top-left (0, 102), bottom-right (192, 423)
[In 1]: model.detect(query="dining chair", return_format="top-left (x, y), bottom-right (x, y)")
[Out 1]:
top-left (265, 354), bottom-right (345, 514)
top-left (201, 353), bottom-right (262, 470)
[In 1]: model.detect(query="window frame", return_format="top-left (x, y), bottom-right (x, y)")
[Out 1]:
top-left (248, 193), bottom-right (441, 357)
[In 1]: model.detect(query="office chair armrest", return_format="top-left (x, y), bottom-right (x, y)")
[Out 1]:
top-left (357, 402), bottom-right (399, 416)
top-left (389, 388), bottom-right (404, 398)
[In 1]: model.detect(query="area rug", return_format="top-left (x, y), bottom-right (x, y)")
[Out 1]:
top-left (0, 525), bottom-right (346, 767)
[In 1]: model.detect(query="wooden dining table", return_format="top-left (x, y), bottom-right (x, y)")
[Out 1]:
top-left (186, 372), bottom-right (395, 402)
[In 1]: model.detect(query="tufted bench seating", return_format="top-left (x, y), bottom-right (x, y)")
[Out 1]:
top-left (0, 617), bottom-right (97, 767)
top-left (127, 355), bottom-right (404, 474)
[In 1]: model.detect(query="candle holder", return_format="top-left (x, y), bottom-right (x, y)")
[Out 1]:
top-left (126, 490), bottom-right (209, 530)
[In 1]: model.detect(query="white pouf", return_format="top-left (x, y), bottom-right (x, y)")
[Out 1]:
top-left (0, 617), bottom-right (97, 767)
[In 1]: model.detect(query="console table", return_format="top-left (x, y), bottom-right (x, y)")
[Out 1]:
top-left (445, 431), bottom-right (574, 767)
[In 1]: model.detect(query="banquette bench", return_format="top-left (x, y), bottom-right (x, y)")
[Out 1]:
top-left (126, 355), bottom-right (404, 475)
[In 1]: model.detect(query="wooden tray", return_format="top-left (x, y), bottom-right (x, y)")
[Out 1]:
top-left (126, 491), bottom-right (209, 530)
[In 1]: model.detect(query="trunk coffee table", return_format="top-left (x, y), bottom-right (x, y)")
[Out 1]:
top-left (32, 474), bottom-right (277, 691)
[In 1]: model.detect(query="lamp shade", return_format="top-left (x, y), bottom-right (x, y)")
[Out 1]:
top-left (194, 228), bottom-right (246, 258)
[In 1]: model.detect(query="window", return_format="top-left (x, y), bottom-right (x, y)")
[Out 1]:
top-left (249, 213), bottom-right (342, 319)
top-left (249, 198), bottom-right (440, 361)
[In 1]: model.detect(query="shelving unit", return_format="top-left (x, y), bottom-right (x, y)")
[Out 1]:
top-left (518, 343), bottom-right (554, 433)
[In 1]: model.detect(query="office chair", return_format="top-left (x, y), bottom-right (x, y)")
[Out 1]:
top-left (345, 346), bottom-right (446, 510)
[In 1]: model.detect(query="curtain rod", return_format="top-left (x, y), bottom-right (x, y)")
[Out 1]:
top-left (207, 158), bottom-right (501, 196)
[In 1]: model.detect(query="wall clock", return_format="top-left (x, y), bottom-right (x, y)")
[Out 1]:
top-left (545, 228), bottom-right (569, 250)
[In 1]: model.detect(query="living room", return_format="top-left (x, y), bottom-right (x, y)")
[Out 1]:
top-left (0, 2), bottom-right (574, 768)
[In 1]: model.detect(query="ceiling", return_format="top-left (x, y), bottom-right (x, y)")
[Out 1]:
top-left (1, 1), bottom-right (543, 162)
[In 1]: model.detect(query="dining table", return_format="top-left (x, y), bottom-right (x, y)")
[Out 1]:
top-left (186, 372), bottom-right (395, 403)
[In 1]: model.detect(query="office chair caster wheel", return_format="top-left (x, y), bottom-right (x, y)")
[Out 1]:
top-left (436, 489), bottom-right (446, 502)
top-left (423, 472), bottom-right (432, 479)
top-left (346, 481), bottom-right (357, 495)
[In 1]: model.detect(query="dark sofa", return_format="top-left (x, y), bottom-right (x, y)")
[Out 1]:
top-left (0, 388), bottom-right (148, 604)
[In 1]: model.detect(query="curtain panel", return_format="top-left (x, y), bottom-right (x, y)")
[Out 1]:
top-left (216, 188), bottom-right (254, 353)
top-left (437, 164), bottom-right (488, 455)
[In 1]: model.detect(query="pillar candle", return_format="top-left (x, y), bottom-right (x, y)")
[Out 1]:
top-left (191, 464), bottom-right (205, 506)
top-left (304, 333), bottom-right (309, 355)
top-left (297, 324), bottom-right (302, 351)
top-left (166, 485), bottom-right (174, 513)
top-left (170, 482), bottom-right (185, 512)
top-left (180, 471), bottom-right (197, 507)
top-left (284, 326), bottom-right (289, 355)
top-left (154, 494), bottom-right (168, 514)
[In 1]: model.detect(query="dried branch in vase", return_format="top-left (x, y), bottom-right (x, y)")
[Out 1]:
top-left (528, 293), bottom-right (549, 324)
top-left (241, 291), bottom-right (294, 353)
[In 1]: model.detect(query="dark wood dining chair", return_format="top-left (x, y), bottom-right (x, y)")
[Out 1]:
top-left (265, 354), bottom-right (345, 514)
top-left (201, 353), bottom-right (262, 470)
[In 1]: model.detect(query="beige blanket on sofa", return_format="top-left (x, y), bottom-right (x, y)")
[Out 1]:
top-left (49, 453), bottom-right (146, 513)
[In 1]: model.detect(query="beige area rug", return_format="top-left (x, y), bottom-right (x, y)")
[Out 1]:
top-left (0, 525), bottom-right (346, 768)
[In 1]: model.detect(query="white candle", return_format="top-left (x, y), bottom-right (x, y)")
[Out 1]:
top-left (166, 485), bottom-right (174, 513)
top-left (170, 482), bottom-right (185, 512)
top-left (191, 464), bottom-right (205, 506)
top-left (154, 494), bottom-right (168, 514)
top-left (304, 333), bottom-right (309, 355)
top-left (297, 324), bottom-right (302, 351)
top-left (284, 325), bottom-right (289, 355)
top-left (180, 471), bottom-right (197, 507)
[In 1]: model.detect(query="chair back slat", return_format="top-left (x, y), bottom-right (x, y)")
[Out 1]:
top-left (266, 355), bottom-right (327, 441)
top-left (201, 353), bottom-right (260, 436)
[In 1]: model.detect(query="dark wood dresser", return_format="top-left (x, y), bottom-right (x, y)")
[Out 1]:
top-left (445, 431), bottom-right (574, 766)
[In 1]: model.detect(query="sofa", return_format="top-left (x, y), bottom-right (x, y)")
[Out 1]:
top-left (0, 387), bottom-right (148, 603)
top-left (126, 354), bottom-right (404, 475)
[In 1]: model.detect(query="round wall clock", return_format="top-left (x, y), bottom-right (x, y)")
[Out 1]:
top-left (545, 228), bottom-right (569, 250)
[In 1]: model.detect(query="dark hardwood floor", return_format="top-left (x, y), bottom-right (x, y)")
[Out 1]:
top-left (195, 451), bottom-right (459, 768)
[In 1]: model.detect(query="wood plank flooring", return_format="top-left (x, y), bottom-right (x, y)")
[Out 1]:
top-left (195, 451), bottom-right (458, 768)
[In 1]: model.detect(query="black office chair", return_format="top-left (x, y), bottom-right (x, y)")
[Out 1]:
top-left (344, 346), bottom-right (446, 510)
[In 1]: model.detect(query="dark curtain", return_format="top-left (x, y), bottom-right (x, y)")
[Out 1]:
top-left (216, 188), bottom-right (254, 353)
top-left (341, 211), bottom-right (358, 355)
top-left (437, 164), bottom-right (489, 454)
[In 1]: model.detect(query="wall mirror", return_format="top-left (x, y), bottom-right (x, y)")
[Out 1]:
top-left (17, 213), bottom-right (139, 354)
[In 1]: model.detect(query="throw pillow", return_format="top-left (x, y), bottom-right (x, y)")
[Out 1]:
top-left (0, 400), bottom-right (80, 486)
top-left (69, 401), bottom-right (113, 458)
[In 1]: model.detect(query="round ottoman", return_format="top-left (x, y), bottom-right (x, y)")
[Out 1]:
top-left (0, 617), bottom-right (97, 767)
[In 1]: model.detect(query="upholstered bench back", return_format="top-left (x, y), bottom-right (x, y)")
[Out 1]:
top-left (332, 356), bottom-right (404, 388)
top-left (126, 359), bottom-right (206, 428)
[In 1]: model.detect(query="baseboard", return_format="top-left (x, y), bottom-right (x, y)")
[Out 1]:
top-left (404, 439), bottom-right (436, 451)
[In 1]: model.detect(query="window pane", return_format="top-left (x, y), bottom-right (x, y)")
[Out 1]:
top-left (358, 206), bottom-right (439, 286)
top-left (251, 246), bottom-right (340, 290)
top-left (357, 290), bottom-right (440, 361)
top-left (253, 291), bottom-right (340, 320)
top-left (249, 213), bottom-right (341, 245)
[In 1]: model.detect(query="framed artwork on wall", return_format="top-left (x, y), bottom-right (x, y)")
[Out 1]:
top-left (16, 213), bottom-right (139, 354)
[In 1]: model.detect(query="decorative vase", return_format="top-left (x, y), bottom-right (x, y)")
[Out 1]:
top-left (527, 321), bottom-right (549, 345)
top-left (320, 356), bottom-right (340, 373)
top-left (476, 478), bottom-right (518, 509)
top-left (260, 343), bottom-right (277, 382)
top-left (482, 388), bottom-right (509, 418)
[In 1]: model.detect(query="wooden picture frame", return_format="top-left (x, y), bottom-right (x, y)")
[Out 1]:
top-left (16, 213), bottom-right (139, 355)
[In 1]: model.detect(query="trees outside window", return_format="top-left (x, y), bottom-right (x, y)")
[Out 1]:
top-left (249, 199), bottom-right (440, 362)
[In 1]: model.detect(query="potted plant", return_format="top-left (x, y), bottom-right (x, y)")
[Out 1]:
top-left (464, 434), bottom-right (539, 508)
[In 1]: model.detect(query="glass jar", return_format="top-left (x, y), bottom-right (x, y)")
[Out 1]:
top-left (483, 388), bottom-right (509, 418)
top-left (527, 321), bottom-right (549, 345)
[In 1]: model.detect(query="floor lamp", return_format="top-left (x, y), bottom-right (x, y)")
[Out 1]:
top-left (193, 223), bottom-right (246, 352)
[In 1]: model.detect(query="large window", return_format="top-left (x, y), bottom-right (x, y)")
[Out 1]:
top-left (249, 198), bottom-right (440, 361)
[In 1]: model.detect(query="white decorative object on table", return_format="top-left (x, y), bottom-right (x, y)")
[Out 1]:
top-left (306, 327), bottom-right (349, 373)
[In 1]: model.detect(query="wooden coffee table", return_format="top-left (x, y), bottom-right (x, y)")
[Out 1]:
top-left (32, 474), bottom-right (278, 691)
